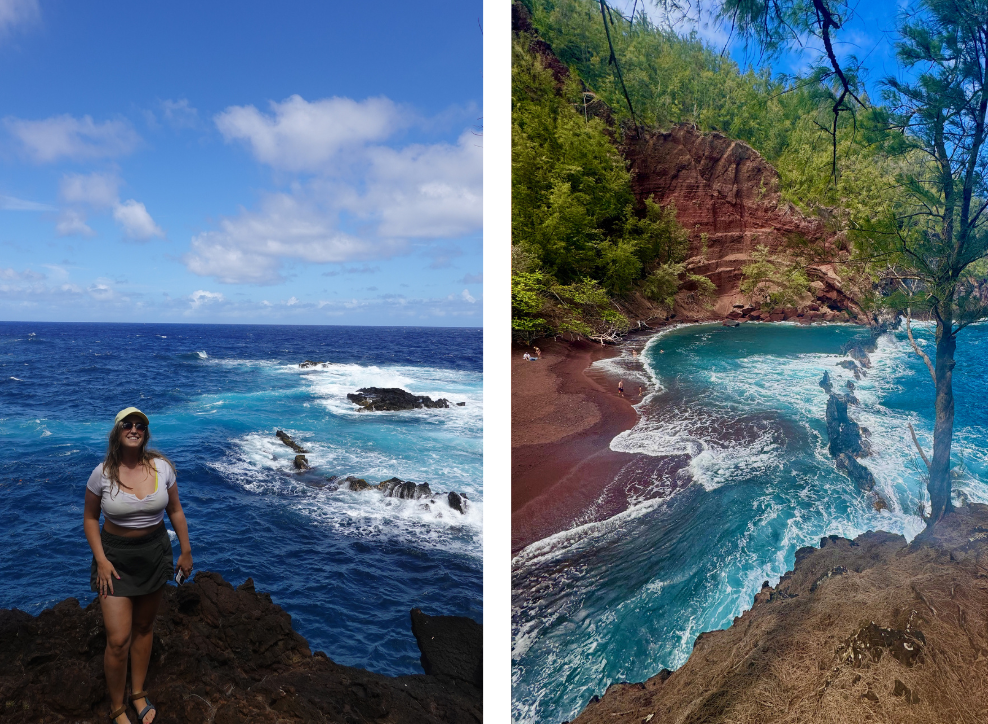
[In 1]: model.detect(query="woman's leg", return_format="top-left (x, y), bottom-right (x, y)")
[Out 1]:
top-left (100, 594), bottom-right (134, 723)
top-left (129, 587), bottom-right (164, 724)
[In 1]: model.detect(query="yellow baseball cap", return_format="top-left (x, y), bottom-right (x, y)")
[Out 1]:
top-left (114, 407), bottom-right (150, 426)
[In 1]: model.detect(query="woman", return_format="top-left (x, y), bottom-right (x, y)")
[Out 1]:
top-left (84, 407), bottom-right (193, 724)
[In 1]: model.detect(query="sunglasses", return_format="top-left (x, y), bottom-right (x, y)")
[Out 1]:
top-left (121, 421), bottom-right (147, 432)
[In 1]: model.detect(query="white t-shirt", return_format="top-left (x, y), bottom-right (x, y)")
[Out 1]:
top-left (86, 458), bottom-right (176, 528)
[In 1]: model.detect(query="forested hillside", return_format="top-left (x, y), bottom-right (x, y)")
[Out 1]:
top-left (511, 0), bottom-right (914, 340)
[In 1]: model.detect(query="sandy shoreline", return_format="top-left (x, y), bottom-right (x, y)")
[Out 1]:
top-left (511, 337), bottom-right (650, 555)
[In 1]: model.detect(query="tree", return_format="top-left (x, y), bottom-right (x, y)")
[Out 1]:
top-left (860, 0), bottom-right (988, 525)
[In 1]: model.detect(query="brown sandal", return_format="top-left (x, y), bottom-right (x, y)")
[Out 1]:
top-left (109, 705), bottom-right (130, 723)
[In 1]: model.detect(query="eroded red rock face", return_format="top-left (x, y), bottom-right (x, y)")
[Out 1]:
top-left (625, 126), bottom-right (863, 321)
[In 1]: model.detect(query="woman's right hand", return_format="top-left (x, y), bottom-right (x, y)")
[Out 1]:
top-left (95, 558), bottom-right (120, 597)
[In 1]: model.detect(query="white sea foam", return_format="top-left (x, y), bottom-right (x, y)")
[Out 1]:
top-left (196, 350), bottom-right (208, 359)
top-left (211, 428), bottom-right (481, 556)
top-left (9, 377), bottom-right (22, 381)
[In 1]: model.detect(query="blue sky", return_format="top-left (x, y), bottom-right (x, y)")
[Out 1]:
top-left (0, 0), bottom-right (483, 325)
top-left (611, 0), bottom-right (905, 101)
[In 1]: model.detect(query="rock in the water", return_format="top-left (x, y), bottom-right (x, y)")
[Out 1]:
top-left (825, 394), bottom-right (871, 458)
top-left (410, 608), bottom-right (483, 689)
top-left (0, 572), bottom-right (482, 723)
top-left (836, 452), bottom-right (876, 491)
top-left (341, 475), bottom-right (372, 491)
top-left (846, 345), bottom-right (872, 368)
top-left (722, 319), bottom-right (740, 327)
top-left (299, 359), bottom-right (322, 368)
top-left (819, 371), bottom-right (833, 394)
top-left (293, 454), bottom-right (309, 471)
top-left (276, 430), bottom-right (307, 453)
top-left (347, 387), bottom-right (450, 412)
top-left (456, 401), bottom-right (466, 406)
top-left (448, 491), bottom-right (466, 514)
top-left (837, 359), bottom-right (858, 372)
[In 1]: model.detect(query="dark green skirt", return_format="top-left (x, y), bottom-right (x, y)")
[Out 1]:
top-left (90, 523), bottom-right (172, 597)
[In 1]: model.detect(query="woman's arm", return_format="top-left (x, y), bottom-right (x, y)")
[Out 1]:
top-left (165, 483), bottom-right (193, 577)
top-left (84, 489), bottom-right (119, 597)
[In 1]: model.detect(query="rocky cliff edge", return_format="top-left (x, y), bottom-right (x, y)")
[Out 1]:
top-left (0, 572), bottom-right (481, 723)
top-left (573, 503), bottom-right (988, 724)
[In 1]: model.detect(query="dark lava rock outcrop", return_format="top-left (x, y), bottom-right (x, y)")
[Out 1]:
top-left (410, 609), bottom-right (483, 690)
top-left (0, 572), bottom-right (481, 723)
top-left (276, 430), bottom-right (307, 453)
top-left (348, 388), bottom-right (450, 412)
top-left (332, 476), bottom-right (469, 515)
top-left (573, 504), bottom-right (988, 724)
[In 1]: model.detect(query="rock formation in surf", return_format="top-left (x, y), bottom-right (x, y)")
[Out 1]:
top-left (347, 388), bottom-right (451, 412)
top-left (571, 503), bottom-right (988, 724)
top-left (332, 475), bottom-right (469, 515)
top-left (0, 571), bottom-right (481, 723)
top-left (276, 430), bottom-right (307, 453)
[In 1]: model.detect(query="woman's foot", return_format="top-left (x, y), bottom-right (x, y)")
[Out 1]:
top-left (110, 705), bottom-right (132, 724)
top-left (130, 693), bottom-right (156, 724)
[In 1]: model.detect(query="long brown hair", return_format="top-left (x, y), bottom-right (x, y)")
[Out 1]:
top-left (103, 419), bottom-right (175, 495)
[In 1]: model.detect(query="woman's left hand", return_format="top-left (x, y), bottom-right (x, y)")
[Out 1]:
top-left (176, 551), bottom-right (193, 577)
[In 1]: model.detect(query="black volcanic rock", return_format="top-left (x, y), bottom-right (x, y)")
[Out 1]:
top-left (448, 491), bottom-right (466, 514)
top-left (0, 572), bottom-right (481, 723)
top-left (410, 609), bottom-right (483, 689)
top-left (276, 430), bottom-right (307, 453)
top-left (293, 454), bottom-right (309, 471)
top-left (825, 394), bottom-right (871, 459)
top-left (347, 387), bottom-right (450, 412)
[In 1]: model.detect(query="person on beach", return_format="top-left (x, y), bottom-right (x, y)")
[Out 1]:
top-left (84, 408), bottom-right (193, 724)
top-left (534, 346), bottom-right (541, 358)
top-left (618, 380), bottom-right (624, 396)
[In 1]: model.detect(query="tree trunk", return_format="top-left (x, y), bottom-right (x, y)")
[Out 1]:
top-left (927, 314), bottom-right (956, 525)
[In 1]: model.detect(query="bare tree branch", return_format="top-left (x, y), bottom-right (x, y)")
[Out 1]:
top-left (906, 307), bottom-right (937, 384)
top-left (908, 422), bottom-right (932, 472)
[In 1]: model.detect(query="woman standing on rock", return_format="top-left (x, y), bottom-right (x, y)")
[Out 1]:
top-left (84, 407), bottom-right (193, 724)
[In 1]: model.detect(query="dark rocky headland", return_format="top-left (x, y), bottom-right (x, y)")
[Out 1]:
top-left (572, 503), bottom-right (988, 724)
top-left (0, 573), bottom-right (481, 723)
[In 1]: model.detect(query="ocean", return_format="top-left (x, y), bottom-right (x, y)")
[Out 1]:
top-left (0, 321), bottom-right (482, 677)
top-left (512, 320), bottom-right (988, 724)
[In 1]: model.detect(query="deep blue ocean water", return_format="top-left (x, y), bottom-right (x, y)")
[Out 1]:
top-left (0, 322), bottom-right (482, 677)
top-left (512, 321), bottom-right (988, 724)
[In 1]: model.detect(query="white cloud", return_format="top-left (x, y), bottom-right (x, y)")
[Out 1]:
top-left (160, 98), bottom-right (198, 129)
top-left (60, 172), bottom-right (120, 208)
top-left (58, 172), bottom-right (163, 239)
top-left (184, 193), bottom-right (405, 284)
top-left (55, 210), bottom-right (95, 237)
top-left (189, 290), bottom-right (224, 308)
top-left (356, 131), bottom-right (482, 238)
top-left (461, 289), bottom-right (475, 303)
top-left (215, 94), bottom-right (401, 172)
top-left (0, 0), bottom-right (38, 36)
top-left (0, 267), bottom-right (44, 281)
top-left (286, 296), bottom-right (298, 306)
top-left (0, 193), bottom-right (53, 211)
top-left (192, 95), bottom-right (481, 286)
top-left (5, 114), bottom-right (140, 163)
top-left (113, 199), bottom-right (164, 240)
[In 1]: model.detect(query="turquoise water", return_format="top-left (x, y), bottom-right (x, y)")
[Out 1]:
top-left (0, 322), bottom-right (482, 677)
top-left (512, 321), bottom-right (988, 724)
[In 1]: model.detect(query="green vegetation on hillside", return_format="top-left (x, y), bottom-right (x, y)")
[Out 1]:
top-left (512, 34), bottom-right (710, 340)
top-left (511, 0), bottom-right (924, 341)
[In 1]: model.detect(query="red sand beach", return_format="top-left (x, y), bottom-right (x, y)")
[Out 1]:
top-left (511, 339), bottom-right (642, 555)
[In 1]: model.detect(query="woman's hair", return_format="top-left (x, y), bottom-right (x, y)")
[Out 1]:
top-left (103, 420), bottom-right (175, 495)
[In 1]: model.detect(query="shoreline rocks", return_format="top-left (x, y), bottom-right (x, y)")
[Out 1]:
top-left (0, 572), bottom-right (481, 723)
top-left (333, 475), bottom-right (469, 515)
top-left (347, 387), bottom-right (451, 412)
